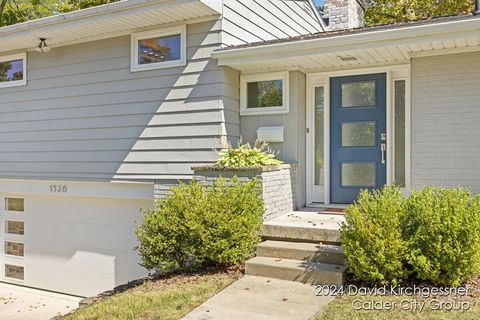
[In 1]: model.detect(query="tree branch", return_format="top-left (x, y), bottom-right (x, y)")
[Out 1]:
top-left (0, 0), bottom-right (8, 25)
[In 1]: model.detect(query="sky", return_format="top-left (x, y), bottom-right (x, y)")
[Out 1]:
top-left (315, 0), bottom-right (324, 6)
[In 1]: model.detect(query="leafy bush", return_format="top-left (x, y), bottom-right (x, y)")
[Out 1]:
top-left (404, 186), bottom-right (480, 286)
top-left (136, 177), bottom-right (263, 273)
top-left (216, 140), bottom-right (283, 167)
top-left (341, 185), bottom-right (409, 285)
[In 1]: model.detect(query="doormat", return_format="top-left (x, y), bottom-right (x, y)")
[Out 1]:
top-left (320, 208), bottom-right (346, 215)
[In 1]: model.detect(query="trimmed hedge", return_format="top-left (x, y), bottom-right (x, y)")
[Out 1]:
top-left (341, 186), bottom-right (408, 285)
top-left (136, 177), bottom-right (264, 273)
top-left (405, 187), bottom-right (480, 286)
top-left (342, 185), bottom-right (480, 286)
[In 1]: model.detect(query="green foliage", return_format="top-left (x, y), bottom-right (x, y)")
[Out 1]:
top-left (0, 0), bottom-right (119, 27)
top-left (341, 185), bottom-right (409, 285)
top-left (136, 177), bottom-right (264, 273)
top-left (404, 186), bottom-right (480, 286)
top-left (217, 140), bottom-right (283, 167)
top-left (364, 0), bottom-right (475, 26)
top-left (343, 185), bottom-right (480, 286)
top-left (56, 0), bottom-right (119, 13)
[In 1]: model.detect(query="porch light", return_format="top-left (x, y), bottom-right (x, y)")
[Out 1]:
top-left (35, 38), bottom-right (51, 53)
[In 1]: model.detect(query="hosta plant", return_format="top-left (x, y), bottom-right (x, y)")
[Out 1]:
top-left (216, 140), bottom-right (283, 167)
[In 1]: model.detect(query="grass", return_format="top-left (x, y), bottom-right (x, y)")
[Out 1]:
top-left (316, 292), bottom-right (480, 319)
top-left (62, 267), bottom-right (242, 320)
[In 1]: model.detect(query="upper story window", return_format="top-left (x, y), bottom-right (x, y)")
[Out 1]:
top-left (0, 53), bottom-right (26, 88)
top-left (240, 72), bottom-right (289, 116)
top-left (131, 26), bottom-right (186, 72)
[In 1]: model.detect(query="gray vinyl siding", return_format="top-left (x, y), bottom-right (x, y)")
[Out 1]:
top-left (411, 51), bottom-right (480, 192)
top-left (221, 0), bottom-right (323, 46)
top-left (240, 71), bottom-right (307, 208)
top-left (0, 18), bottom-right (239, 182)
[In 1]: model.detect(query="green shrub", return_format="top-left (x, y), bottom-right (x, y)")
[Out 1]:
top-left (136, 177), bottom-right (264, 272)
top-left (341, 185), bottom-right (409, 285)
top-left (216, 140), bottom-right (283, 167)
top-left (404, 186), bottom-right (480, 286)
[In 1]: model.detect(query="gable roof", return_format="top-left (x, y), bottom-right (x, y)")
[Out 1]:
top-left (219, 14), bottom-right (480, 51)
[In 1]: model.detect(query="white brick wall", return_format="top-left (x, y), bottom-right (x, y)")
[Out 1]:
top-left (193, 165), bottom-right (297, 220)
top-left (411, 52), bottom-right (480, 191)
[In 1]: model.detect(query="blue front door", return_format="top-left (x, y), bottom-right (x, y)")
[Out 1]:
top-left (330, 73), bottom-right (387, 204)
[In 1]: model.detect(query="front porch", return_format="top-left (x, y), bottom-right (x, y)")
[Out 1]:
top-left (214, 14), bottom-right (480, 208)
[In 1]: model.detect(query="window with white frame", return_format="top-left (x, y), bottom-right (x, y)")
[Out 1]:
top-left (131, 26), bottom-right (186, 72)
top-left (240, 72), bottom-right (289, 115)
top-left (0, 53), bottom-right (26, 88)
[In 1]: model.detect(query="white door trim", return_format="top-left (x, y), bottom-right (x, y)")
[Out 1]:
top-left (306, 64), bottom-right (411, 205)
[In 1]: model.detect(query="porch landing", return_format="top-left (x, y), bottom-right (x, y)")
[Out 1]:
top-left (262, 208), bottom-right (346, 243)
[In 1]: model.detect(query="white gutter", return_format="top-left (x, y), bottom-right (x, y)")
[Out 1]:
top-left (212, 16), bottom-right (480, 64)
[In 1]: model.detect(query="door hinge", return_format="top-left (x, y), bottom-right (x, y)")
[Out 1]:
top-left (306, 128), bottom-right (310, 133)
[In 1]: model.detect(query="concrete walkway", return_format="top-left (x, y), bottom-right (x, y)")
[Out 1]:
top-left (182, 276), bottom-right (333, 320)
top-left (0, 282), bottom-right (81, 320)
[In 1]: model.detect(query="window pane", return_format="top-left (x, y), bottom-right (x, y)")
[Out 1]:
top-left (342, 163), bottom-right (376, 187)
top-left (315, 87), bottom-right (324, 186)
top-left (5, 264), bottom-right (24, 280)
top-left (0, 59), bottom-right (23, 82)
top-left (247, 80), bottom-right (283, 108)
top-left (5, 241), bottom-right (24, 257)
top-left (6, 198), bottom-right (24, 212)
top-left (342, 122), bottom-right (376, 147)
top-left (138, 34), bottom-right (181, 65)
top-left (395, 80), bottom-right (406, 187)
top-left (342, 81), bottom-right (376, 108)
top-left (5, 221), bottom-right (24, 235)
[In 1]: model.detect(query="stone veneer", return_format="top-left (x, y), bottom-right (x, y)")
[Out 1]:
top-left (192, 164), bottom-right (297, 221)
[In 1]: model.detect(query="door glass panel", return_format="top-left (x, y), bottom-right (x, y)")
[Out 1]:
top-left (315, 86), bottom-right (324, 186)
top-left (342, 122), bottom-right (376, 147)
top-left (342, 163), bottom-right (376, 187)
top-left (341, 81), bottom-right (376, 108)
top-left (395, 80), bottom-right (406, 187)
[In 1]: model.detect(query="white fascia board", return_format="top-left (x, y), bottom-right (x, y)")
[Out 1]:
top-left (213, 17), bottom-right (480, 65)
top-left (200, 0), bottom-right (223, 13)
top-left (0, 0), bottom-right (220, 38)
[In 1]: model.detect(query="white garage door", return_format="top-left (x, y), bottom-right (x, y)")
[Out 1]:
top-left (0, 181), bottom-right (154, 297)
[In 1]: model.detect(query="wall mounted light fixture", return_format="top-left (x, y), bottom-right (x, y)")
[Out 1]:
top-left (35, 38), bottom-right (51, 53)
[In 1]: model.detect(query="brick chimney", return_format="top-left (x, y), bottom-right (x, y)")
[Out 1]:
top-left (323, 0), bottom-right (365, 31)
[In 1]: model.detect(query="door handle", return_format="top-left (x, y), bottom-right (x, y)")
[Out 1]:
top-left (381, 143), bottom-right (386, 164)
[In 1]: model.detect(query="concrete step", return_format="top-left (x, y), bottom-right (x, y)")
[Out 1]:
top-left (256, 240), bottom-right (346, 265)
top-left (262, 212), bottom-right (344, 244)
top-left (262, 224), bottom-right (341, 243)
top-left (245, 256), bottom-right (346, 287)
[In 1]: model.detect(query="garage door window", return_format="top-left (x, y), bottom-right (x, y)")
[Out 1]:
top-left (5, 241), bottom-right (24, 257)
top-left (5, 264), bottom-right (24, 280)
top-left (5, 197), bottom-right (24, 212)
top-left (5, 220), bottom-right (24, 235)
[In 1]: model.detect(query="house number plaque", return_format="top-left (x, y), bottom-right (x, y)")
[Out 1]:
top-left (50, 185), bottom-right (68, 193)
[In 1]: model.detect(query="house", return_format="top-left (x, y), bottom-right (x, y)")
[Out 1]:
top-left (0, 0), bottom-right (479, 297)
top-left (0, 0), bottom-right (324, 296)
